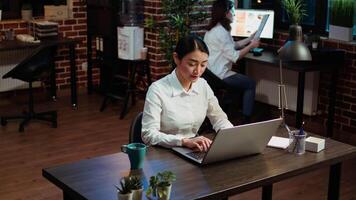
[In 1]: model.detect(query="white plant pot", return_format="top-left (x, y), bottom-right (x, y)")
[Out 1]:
top-left (117, 192), bottom-right (133, 200)
top-left (157, 184), bottom-right (172, 200)
top-left (329, 24), bottom-right (353, 42)
top-left (21, 10), bottom-right (33, 21)
top-left (132, 188), bottom-right (143, 200)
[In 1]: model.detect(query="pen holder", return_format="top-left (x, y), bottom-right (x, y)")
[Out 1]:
top-left (288, 130), bottom-right (307, 155)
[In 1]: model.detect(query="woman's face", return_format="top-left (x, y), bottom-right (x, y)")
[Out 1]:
top-left (174, 49), bottom-right (208, 84)
top-left (226, 7), bottom-right (235, 23)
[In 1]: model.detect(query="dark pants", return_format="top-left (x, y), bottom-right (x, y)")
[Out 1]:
top-left (223, 73), bottom-right (256, 117)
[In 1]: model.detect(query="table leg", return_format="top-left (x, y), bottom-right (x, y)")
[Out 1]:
top-left (262, 184), bottom-right (273, 200)
top-left (328, 162), bottom-right (342, 200)
top-left (69, 44), bottom-right (78, 109)
top-left (327, 68), bottom-right (337, 137)
top-left (87, 34), bottom-right (93, 95)
top-left (50, 50), bottom-right (57, 101)
top-left (63, 191), bottom-right (74, 200)
top-left (296, 72), bottom-right (306, 129)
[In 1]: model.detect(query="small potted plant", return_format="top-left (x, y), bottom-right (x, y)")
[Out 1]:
top-left (281, 0), bottom-right (308, 41)
top-left (309, 34), bottom-right (320, 50)
top-left (115, 177), bottom-right (133, 200)
top-left (129, 176), bottom-right (143, 200)
top-left (21, 3), bottom-right (33, 21)
top-left (329, 0), bottom-right (354, 41)
top-left (146, 171), bottom-right (176, 200)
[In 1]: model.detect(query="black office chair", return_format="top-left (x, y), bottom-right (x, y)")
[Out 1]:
top-left (0, 44), bottom-right (58, 132)
top-left (129, 112), bottom-right (144, 143)
top-left (201, 68), bottom-right (236, 113)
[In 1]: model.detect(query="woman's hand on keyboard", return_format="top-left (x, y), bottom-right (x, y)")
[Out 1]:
top-left (182, 136), bottom-right (212, 152)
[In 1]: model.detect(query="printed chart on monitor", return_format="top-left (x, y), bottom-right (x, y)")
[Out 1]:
top-left (231, 9), bottom-right (274, 39)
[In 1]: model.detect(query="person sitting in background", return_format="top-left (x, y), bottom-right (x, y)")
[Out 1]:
top-left (204, 0), bottom-right (260, 124)
top-left (141, 35), bottom-right (233, 152)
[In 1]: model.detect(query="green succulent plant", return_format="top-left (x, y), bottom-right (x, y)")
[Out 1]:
top-left (147, 0), bottom-right (208, 67)
top-left (146, 171), bottom-right (176, 198)
top-left (115, 177), bottom-right (132, 194)
top-left (281, 0), bottom-right (308, 25)
top-left (330, 0), bottom-right (355, 27)
top-left (115, 176), bottom-right (143, 195)
top-left (129, 176), bottom-right (143, 190)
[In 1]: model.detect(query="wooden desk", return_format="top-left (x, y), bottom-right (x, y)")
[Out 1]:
top-left (0, 38), bottom-right (79, 108)
top-left (43, 133), bottom-right (356, 200)
top-left (243, 49), bottom-right (344, 137)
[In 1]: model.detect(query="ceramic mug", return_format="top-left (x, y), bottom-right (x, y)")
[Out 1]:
top-left (121, 143), bottom-right (147, 169)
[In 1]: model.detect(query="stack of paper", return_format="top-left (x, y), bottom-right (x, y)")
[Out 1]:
top-left (267, 136), bottom-right (290, 149)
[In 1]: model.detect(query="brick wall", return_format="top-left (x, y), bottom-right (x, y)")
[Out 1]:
top-left (143, 1), bottom-right (356, 135)
top-left (0, 0), bottom-right (99, 89)
top-left (261, 31), bottom-right (356, 135)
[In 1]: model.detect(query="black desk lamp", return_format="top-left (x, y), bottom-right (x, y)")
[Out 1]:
top-left (278, 26), bottom-right (312, 130)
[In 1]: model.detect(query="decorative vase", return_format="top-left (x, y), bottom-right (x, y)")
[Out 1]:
top-left (329, 24), bottom-right (353, 42)
top-left (21, 10), bottom-right (33, 21)
top-left (132, 188), bottom-right (143, 200)
top-left (117, 192), bottom-right (133, 200)
top-left (157, 184), bottom-right (172, 200)
top-left (289, 24), bottom-right (303, 41)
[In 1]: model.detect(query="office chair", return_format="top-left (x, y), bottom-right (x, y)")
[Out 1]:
top-left (0, 44), bottom-right (58, 132)
top-left (129, 112), bottom-right (144, 143)
top-left (201, 68), bottom-right (236, 113)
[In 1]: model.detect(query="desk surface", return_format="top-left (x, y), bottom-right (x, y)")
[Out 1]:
top-left (244, 49), bottom-right (343, 72)
top-left (43, 131), bottom-right (356, 200)
top-left (0, 38), bottom-right (78, 52)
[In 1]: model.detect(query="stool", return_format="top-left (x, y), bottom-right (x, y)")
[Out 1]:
top-left (100, 59), bottom-right (151, 119)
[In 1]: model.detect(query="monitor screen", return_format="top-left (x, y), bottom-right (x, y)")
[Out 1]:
top-left (231, 9), bottom-right (274, 39)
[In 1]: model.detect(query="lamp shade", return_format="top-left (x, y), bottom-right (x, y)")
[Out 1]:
top-left (278, 40), bottom-right (312, 61)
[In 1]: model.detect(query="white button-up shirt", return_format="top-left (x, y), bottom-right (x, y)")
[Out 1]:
top-left (204, 23), bottom-right (240, 79)
top-left (142, 70), bottom-right (233, 148)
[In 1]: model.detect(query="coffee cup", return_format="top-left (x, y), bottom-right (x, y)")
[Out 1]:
top-left (312, 42), bottom-right (318, 50)
top-left (121, 143), bottom-right (147, 169)
top-left (140, 47), bottom-right (148, 60)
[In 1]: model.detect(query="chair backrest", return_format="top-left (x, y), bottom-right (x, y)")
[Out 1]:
top-left (201, 68), bottom-right (231, 91)
top-left (129, 112), bottom-right (144, 143)
top-left (3, 44), bottom-right (57, 81)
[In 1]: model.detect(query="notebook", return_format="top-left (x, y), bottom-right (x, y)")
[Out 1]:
top-left (172, 118), bottom-right (282, 165)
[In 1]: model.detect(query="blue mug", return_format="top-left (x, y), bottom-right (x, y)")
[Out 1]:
top-left (121, 143), bottom-right (147, 169)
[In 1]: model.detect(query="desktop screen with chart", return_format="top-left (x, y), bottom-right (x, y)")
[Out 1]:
top-left (231, 9), bottom-right (274, 39)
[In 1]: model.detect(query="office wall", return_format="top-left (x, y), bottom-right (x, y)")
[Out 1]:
top-left (0, 0), bottom-right (97, 90)
top-left (143, 1), bottom-right (356, 137)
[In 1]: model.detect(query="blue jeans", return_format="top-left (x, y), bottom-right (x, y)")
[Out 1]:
top-left (223, 73), bottom-right (256, 116)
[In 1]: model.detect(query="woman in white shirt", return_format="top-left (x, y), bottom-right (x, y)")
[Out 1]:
top-left (142, 35), bottom-right (233, 152)
top-left (204, 0), bottom-right (260, 123)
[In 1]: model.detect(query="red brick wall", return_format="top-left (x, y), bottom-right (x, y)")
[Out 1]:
top-left (261, 31), bottom-right (356, 134)
top-left (0, 0), bottom-right (99, 89)
top-left (143, 1), bottom-right (356, 135)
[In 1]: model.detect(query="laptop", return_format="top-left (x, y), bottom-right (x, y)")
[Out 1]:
top-left (172, 118), bottom-right (282, 165)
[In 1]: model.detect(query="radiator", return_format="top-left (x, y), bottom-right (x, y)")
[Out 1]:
top-left (246, 61), bottom-right (319, 116)
top-left (0, 49), bottom-right (40, 92)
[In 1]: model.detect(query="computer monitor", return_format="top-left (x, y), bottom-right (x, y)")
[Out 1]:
top-left (231, 9), bottom-right (274, 39)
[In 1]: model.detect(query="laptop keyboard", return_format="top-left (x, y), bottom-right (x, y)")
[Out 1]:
top-left (186, 151), bottom-right (206, 160)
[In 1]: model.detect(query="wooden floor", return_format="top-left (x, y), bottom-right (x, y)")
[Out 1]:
top-left (0, 89), bottom-right (355, 200)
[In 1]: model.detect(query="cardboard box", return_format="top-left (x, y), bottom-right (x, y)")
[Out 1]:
top-left (44, 5), bottom-right (69, 20)
top-left (305, 136), bottom-right (325, 153)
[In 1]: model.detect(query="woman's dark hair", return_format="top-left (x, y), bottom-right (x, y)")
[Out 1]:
top-left (174, 35), bottom-right (209, 60)
top-left (207, 0), bottom-right (234, 31)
